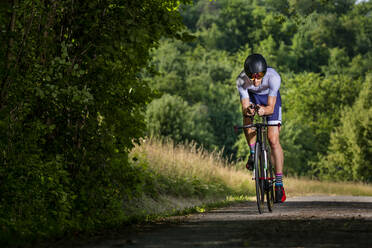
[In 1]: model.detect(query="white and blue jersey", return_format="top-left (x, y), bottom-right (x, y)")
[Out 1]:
top-left (236, 67), bottom-right (282, 125)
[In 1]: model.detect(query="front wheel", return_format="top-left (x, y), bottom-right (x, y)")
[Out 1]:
top-left (254, 143), bottom-right (264, 214)
top-left (266, 149), bottom-right (274, 212)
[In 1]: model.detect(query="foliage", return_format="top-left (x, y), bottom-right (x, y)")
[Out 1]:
top-left (312, 74), bottom-right (372, 182)
top-left (146, 94), bottom-right (215, 146)
top-left (146, 41), bottom-right (241, 155)
top-left (280, 73), bottom-right (363, 175)
top-left (0, 0), bottom-right (191, 244)
top-left (151, 0), bottom-right (371, 180)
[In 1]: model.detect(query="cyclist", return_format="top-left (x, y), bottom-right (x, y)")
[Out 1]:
top-left (236, 53), bottom-right (286, 203)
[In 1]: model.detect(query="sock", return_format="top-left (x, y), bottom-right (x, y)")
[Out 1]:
top-left (275, 173), bottom-right (283, 186)
top-left (249, 143), bottom-right (256, 154)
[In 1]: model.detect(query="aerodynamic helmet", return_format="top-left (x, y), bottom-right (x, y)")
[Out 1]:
top-left (244, 54), bottom-right (267, 79)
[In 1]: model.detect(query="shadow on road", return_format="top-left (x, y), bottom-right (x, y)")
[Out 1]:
top-left (61, 199), bottom-right (372, 248)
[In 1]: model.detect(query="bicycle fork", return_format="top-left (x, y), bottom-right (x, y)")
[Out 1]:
top-left (257, 146), bottom-right (275, 191)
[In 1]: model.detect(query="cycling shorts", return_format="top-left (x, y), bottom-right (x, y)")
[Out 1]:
top-left (248, 91), bottom-right (282, 125)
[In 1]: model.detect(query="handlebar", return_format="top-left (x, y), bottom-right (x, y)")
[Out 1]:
top-left (234, 103), bottom-right (280, 133)
top-left (234, 122), bottom-right (280, 129)
top-left (245, 103), bottom-right (271, 118)
top-left (249, 103), bottom-right (260, 111)
top-left (233, 122), bottom-right (280, 133)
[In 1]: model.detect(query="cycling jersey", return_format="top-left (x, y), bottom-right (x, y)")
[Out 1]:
top-left (236, 67), bottom-right (282, 124)
top-left (236, 67), bottom-right (281, 99)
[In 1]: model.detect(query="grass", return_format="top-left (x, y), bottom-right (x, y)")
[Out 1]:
top-left (128, 138), bottom-right (372, 218)
top-left (286, 177), bottom-right (372, 197)
top-left (132, 138), bottom-right (254, 194)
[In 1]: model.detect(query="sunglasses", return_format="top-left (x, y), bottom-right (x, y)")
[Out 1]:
top-left (248, 72), bottom-right (265, 80)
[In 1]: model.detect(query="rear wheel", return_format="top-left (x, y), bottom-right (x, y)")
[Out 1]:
top-left (254, 143), bottom-right (264, 214)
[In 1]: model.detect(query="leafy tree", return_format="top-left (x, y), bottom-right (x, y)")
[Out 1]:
top-left (280, 73), bottom-right (363, 175)
top-left (264, 0), bottom-right (291, 16)
top-left (0, 0), bottom-right (191, 242)
top-left (349, 1), bottom-right (372, 56)
top-left (347, 53), bottom-right (372, 79)
top-left (313, 73), bottom-right (372, 182)
top-left (147, 41), bottom-right (242, 156)
top-left (255, 35), bottom-right (281, 69)
top-left (180, 0), bottom-right (206, 31)
top-left (289, 0), bottom-right (355, 16)
top-left (321, 47), bottom-right (350, 76)
top-left (195, 0), bottom-right (262, 52)
top-left (195, 0), bottom-right (222, 29)
top-left (290, 13), bottom-right (330, 72)
top-left (146, 94), bottom-right (215, 146)
top-left (309, 13), bottom-right (351, 50)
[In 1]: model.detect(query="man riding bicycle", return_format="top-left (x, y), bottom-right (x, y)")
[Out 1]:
top-left (236, 53), bottom-right (286, 203)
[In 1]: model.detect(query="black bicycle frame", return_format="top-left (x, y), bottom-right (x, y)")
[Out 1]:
top-left (234, 114), bottom-right (279, 181)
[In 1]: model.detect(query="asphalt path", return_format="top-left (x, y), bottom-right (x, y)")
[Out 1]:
top-left (62, 196), bottom-right (372, 248)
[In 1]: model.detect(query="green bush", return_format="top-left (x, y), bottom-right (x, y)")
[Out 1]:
top-left (0, 0), bottom-right (191, 245)
top-left (313, 74), bottom-right (372, 182)
top-left (146, 94), bottom-right (215, 146)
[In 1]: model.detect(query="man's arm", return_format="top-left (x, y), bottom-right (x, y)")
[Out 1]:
top-left (241, 98), bottom-right (255, 116)
top-left (259, 96), bottom-right (276, 116)
top-left (261, 68), bottom-right (280, 116)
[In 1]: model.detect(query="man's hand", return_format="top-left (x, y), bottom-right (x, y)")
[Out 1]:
top-left (257, 105), bottom-right (265, 116)
top-left (244, 104), bottom-right (255, 117)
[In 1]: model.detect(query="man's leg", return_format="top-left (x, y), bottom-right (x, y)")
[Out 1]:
top-left (268, 125), bottom-right (283, 174)
top-left (243, 116), bottom-right (256, 170)
top-left (243, 116), bottom-right (256, 144)
top-left (268, 125), bottom-right (286, 203)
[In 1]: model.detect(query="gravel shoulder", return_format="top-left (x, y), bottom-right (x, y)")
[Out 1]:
top-left (56, 196), bottom-right (372, 248)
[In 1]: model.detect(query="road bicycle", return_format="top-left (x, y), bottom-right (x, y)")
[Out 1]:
top-left (234, 104), bottom-right (278, 214)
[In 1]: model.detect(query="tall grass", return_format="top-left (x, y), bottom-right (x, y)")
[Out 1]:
top-left (131, 138), bottom-right (255, 198)
top-left (128, 138), bottom-right (372, 217)
top-left (286, 177), bottom-right (372, 197)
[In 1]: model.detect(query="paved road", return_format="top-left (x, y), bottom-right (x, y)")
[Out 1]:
top-left (65, 196), bottom-right (372, 248)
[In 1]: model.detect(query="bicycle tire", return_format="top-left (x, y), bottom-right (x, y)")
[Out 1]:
top-left (254, 143), bottom-right (264, 214)
top-left (259, 147), bottom-right (266, 206)
top-left (266, 149), bottom-right (274, 212)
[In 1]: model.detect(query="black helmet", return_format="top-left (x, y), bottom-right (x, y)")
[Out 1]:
top-left (244, 54), bottom-right (267, 77)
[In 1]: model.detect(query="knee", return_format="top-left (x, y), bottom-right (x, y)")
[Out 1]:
top-left (268, 135), bottom-right (280, 149)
